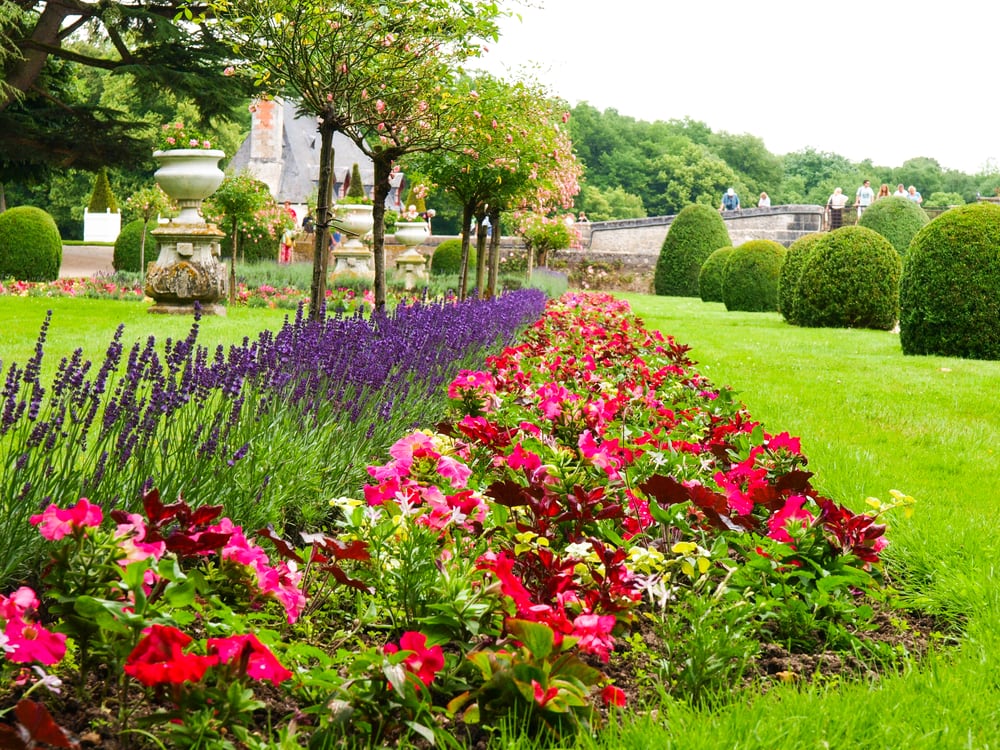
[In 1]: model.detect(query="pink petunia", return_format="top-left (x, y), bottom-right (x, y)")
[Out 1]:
top-left (30, 498), bottom-right (103, 540)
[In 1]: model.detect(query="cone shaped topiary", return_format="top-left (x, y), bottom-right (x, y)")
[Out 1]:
top-left (654, 204), bottom-right (731, 297)
top-left (698, 246), bottom-right (734, 303)
top-left (0, 206), bottom-right (63, 281)
top-left (857, 196), bottom-right (928, 256)
top-left (778, 232), bottom-right (825, 324)
top-left (87, 167), bottom-right (119, 214)
top-left (899, 202), bottom-right (1000, 359)
top-left (795, 226), bottom-right (901, 330)
top-left (722, 239), bottom-right (787, 312)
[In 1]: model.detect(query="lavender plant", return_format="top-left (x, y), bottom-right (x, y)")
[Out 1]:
top-left (0, 291), bottom-right (546, 584)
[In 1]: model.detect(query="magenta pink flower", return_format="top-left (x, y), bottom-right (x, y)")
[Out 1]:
top-left (384, 631), bottom-right (444, 688)
top-left (571, 613), bottom-right (616, 662)
top-left (767, 495), bottom-right (815, 543)
top-left (30, 498), bottom-right (103, 540)
top-left (3, 619), bottom-right (67, 665)
top-left (206, 633), bottom-right (293, 684)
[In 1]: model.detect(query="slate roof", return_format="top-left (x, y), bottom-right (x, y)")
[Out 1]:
top-left (229, 99), bottom-right (403, 209)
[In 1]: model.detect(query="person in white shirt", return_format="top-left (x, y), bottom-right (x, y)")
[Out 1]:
top-left (827, 187), bottom-right (848, 229)
top-left (758, 192), bottom-right (771, 207)
top-left (855, 179), bottom-right (875, 218)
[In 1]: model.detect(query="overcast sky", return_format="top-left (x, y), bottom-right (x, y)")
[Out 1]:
top-left (476, 1), bottom-right (999, 176)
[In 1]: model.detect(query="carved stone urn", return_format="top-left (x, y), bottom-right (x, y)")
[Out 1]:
top-left (146, 149), bottom-right (228, 315)
top-left (330, 203), bottom-right (375, 282)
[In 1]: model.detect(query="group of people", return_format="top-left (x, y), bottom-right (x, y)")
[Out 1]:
top-left (279, 201), bottom-right (343, 263)
top-left (826, 180), bottom-right (923, 229)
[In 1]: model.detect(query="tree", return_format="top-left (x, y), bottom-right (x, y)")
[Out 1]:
top-left (217, 0), bottom-right (504, 317)
top-left (1, 1), bottom-right (249, 172)
top-left (123, 184), bottom-right (169, 273)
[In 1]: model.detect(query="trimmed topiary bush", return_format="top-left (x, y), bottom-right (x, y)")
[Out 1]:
top-left (721, 239), bottom-right (786, 312)
top-left (430, 238), bottom-right (475, 276)
top-left (795, 226), bottom-right (901, 330)
top-left (857, 196), bottom-right (928, 256)
top-left (114, 219), bottom-right (157, 272)
top-left (654, 204), bottom-right (731, 297)
top-left (899, 202), bottom-right (1000, 359)
top-left (88, 167), bottom-right (119, 214)
top-left (778, 232), bottom-right (825, 324)
top-left (698, 246), bottom-right (734, 302)
top-left (0, 206), bottom-right (63, 281)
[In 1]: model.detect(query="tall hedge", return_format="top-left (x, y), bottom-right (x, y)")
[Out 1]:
top-left (654, 204), bottom-right (731, 297)
top-left (899, 202), bottom-right (1000, 359)
top-left (857, 196), bottom-right (928, 256)
top-left (721, 240), bottom-right (786, 312)
top-left (795, 226), bottom-right (900, 330)
top-left (778, 233), bottom-right (824, 324)
top-left (698, 246), bottom-right (734, 303)
top-left (0, 206), bottom-right (63, 281)
top-left (87, 167), bottom-right (119, 214)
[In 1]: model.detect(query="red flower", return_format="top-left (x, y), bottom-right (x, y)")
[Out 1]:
top-left (384, 631), bottom-right (444, 687)
top-left (30, 498), bottom-right (103, 540)
top-left (206, 633), bottom-right (293, 684)
top-left (601, 684), bottom-right (627, 707)
top-left (124, 625), bottom-right (216, 686)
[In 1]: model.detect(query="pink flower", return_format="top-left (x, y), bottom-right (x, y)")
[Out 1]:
top-left (206, 633), bottom-right (293, 683)
top-left (571, 613), bottom-right (616, 662)
top-left (30, 498), bottom-right (103, 540)
top-left (3, 618), bottom-right (67, 665)
top-left (384, 631), bottom-right (444, 687)
top-left (767, 495), bottom-right (815, 543)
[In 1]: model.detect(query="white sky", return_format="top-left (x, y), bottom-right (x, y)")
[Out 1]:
top-left (476, 0), bottom-right (1000, 175)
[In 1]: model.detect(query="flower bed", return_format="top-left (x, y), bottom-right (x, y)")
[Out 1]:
top-left (0, 292), bottom-right (914, 747)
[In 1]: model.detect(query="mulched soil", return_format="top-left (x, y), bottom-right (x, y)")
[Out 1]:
top-left (1, 605), bottom-right (949, 749)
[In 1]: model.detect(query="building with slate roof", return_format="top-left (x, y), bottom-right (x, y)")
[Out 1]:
top-left (229, 98), bottom-right (404, 214)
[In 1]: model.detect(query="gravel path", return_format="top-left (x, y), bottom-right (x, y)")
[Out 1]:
top-left (60, 245), bottom-right (115, 278)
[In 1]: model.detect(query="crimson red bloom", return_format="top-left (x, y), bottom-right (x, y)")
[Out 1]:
top-left (124, 625), bottom-right (216, 686)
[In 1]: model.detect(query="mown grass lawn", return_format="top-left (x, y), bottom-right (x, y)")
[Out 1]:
top-left (602, 293), bottom-right (1000, 750)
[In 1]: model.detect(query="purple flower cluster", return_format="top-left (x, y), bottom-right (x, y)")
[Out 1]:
top-left (0, 292), bottom-right (546, 583)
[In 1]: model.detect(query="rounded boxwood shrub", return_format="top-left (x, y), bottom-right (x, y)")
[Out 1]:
top-left (779, 232), bottom-right (825, 324)
top-left (899, 202), bottom-right (1000, 359)
top-left (857, 196), bottom-right (928, 256)
top-left (430, 238), bottom-right (475, 276)
top-left (721, 239), bottom-right (786, 312)
top-left (654, 203), bottom-right (731, 297)
top-left (0, 206), bottom-right (63, 281)
top-left (114, 219), bottom-right (157, 272)
top-left (796, 226), bottom-right (901, 330)
top-left (698, 246), bottom-right (734, 302)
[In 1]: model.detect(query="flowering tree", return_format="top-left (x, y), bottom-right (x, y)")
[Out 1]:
top-left (516, 212), bottom-right (581, 269)
top-left (413, 74), bottom-right (581, 298)
top-left (123, 184), bottom-right (170, 273)
top-left (215, 0), bottom-right (505, 318)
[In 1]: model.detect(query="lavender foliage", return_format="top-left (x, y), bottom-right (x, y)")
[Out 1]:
top-left (0, 290), bottom-right (546, 583)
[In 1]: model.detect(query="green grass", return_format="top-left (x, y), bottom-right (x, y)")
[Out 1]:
top-left (595, 293), bottom-right (1000, 749)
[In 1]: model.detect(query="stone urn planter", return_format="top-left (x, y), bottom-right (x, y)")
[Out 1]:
top-left (146, 149), bottom-right (228, 315)
top-left (330, 203), bottom-right (375, 281)
top-left (392, 221), bottom-right (429, 290)
top-left (393, 221), bottom-right (430, 247)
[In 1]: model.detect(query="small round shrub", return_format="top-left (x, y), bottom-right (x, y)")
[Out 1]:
top-left (654, 204), bottom-right (731, 297)
top-left (0, 206), bottom-right (63, 281)
top-left (430, 238), bottom-right (475, 276)
top-left (857, 196), bottom-right (929, 256)
top-left (114, 219), bottom-right (157, 272)
top-left (795, 226), bottom-right (901, 330)
top-left (229, 230), bottom-right (279, 264)
top-left (698, 246), bottom-right (734, 302)
top-left (899, 202), bottom-right (1000, 359)
top-left (721, 239), bottom-right (786, 312)
top-left (779, 233), bottom-right (825, 324)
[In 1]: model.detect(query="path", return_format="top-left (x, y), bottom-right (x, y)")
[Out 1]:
top-left (60, 245), bottom-right (115, 278)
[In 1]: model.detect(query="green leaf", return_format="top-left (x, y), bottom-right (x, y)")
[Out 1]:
top-left (508, 619), bottom-right (554, 660)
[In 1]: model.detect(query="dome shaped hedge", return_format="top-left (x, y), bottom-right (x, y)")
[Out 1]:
top-left (430, 238), bottom-right (475, 276)
top-left (0, 206), bottom-right (62, 281)
top-left (114, 219), bottom-right (158, 272)
top-left (857, 196), bottom-right (929, 256)
top-left (654, 204), bottom-right (731, 297)
top-left (722, 239), bottom-right (786, 312)
top-left (698, 246), bottom-right (734, 302)
top-left (778, 233), bottom-right (825, 324)
top-left (899, 202), bottom-right (1000, 359)
top-left (796, 226), bottom-right (901, 330)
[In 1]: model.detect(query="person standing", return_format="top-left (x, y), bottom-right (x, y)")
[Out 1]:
top-left (720, 188), bottom-right (740, 212)
top-left (907, 185), bottom-right (923, 204)
top-left (876, 183), bottom-right (891, 201)
top-left (758, 192), bottom-right (771, 207)
top-left (827, 187), bottom-right (848, 230)
top-left (893, 184), bottom-right (907, 198)
top-left (855, 179), bottom-right (875, 218)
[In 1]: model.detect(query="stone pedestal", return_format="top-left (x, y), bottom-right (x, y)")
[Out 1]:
top-left (146, 223), bottom-right (228, 315)
top-left (394, 247), bottom-right (427, 290)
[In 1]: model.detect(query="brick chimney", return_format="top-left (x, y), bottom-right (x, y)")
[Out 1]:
top-left (247, 99), bottom-right (284, 197)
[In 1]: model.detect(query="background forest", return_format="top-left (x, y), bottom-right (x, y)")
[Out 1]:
top-left (4, 7), bottom-right (1000, 239)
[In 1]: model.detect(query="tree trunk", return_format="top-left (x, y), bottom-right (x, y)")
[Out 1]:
top-left (0, 3), bottom-right (73, 112)
top-left (475, 212), bottom-right (487, 298)
top-left (458, 202), bottom-right (475, 301)
top-left (228, 218), bottom-right (237, 305)
top-left (371, 156), bottom-right (394, 312)
top-left (309, 117), bottom-right (337, 320)
top-left (486, 206), bottom-right (501, 298)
